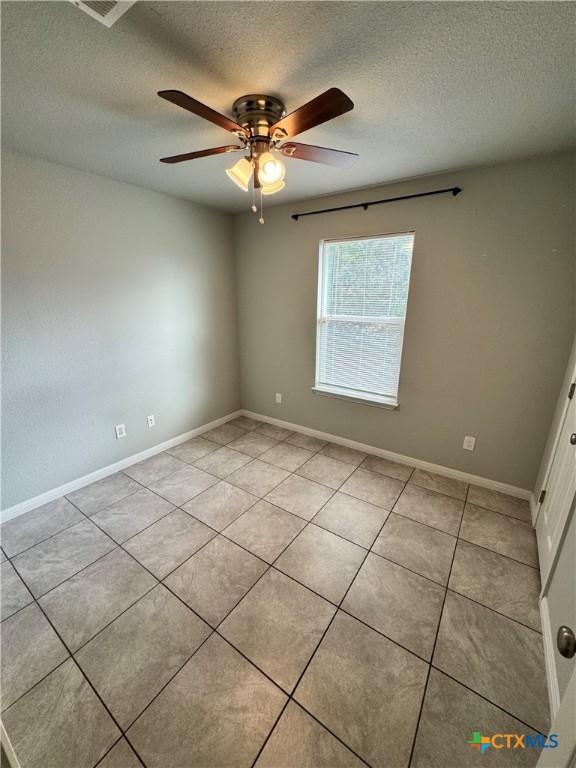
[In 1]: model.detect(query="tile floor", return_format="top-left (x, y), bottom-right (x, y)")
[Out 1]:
top-left (1, 417), bottom-right (548, 768)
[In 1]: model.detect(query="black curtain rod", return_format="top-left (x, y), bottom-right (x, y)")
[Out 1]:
top-left (291, 186), bottom-right (462, 221)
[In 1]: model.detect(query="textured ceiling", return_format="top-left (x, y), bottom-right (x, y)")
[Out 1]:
top-left (2, 1), bottom-right (575, 211)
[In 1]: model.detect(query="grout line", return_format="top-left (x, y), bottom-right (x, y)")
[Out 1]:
top-left (0, 576), bottom-right (149, 768)
top-left (406, 480), bottom-right (470, 767)
top-left (427, 665), bottom-right (548, 737)
top-left (0, 655), bottom-right (71, 715)
top-left (92, 736), bottom-right (130, 768)
top-left (443, 586), bottom-right (542, 635)
top-left (250, 477), bottom-right (410, 768)
top-left (1, 513), bottom-right (93, 560)
top-left (456, 533), bottom-right (540, 571)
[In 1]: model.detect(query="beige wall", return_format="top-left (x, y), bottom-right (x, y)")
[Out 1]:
top-left (2, 151), bottom-right (240, 508)
top-left (234, 154), bottom-right (575, 490)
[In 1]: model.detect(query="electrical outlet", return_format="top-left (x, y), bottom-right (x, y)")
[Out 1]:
top-left (147, 415), bottom-right (155, 428)
top-left (463, 435), bottom-right (476, 451)
top-left (275, 393), bottom-right (282, 404)
top-left (115, 424), bottom-right (126, 440)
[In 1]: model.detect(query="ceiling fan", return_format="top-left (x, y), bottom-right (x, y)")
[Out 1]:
top-left (157, 88), bottom-right (358, 221)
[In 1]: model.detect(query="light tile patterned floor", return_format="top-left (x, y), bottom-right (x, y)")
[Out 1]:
top-left (1, 417), bottom-right (548, 768)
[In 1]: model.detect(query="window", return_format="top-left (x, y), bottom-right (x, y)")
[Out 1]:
top-left (314, 232), bottom-right (414, 407)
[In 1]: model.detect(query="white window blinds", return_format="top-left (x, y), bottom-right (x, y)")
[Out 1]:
top-left (315, 232), bottom-right (414, 406)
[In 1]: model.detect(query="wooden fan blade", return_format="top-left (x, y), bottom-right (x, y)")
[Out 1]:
top-left (160, 146), bottom-right (243, 164)
top-left (279, 142), bottom-right (358, 168)
top-left (270, 88), bottom-right (353, 138)
top-left (158, 90), bottom-right (248, 136)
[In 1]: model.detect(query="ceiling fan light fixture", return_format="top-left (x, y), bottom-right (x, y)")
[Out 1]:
top-left (258, 152), bottom-right (285, 185)
top-left (261, 179), bottom-right (286, 196)
top-left (225, 157), bottom-right (253, 191)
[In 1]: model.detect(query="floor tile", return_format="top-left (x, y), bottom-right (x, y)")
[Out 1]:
top-left (147, 464), bottom-right (218, 506)
top-left (460, 503), bottom-right (538, 567)
top-left (220, 569), bottom-right (335, 692)
top-left (412, 669), bottom-right (541, 768)
top-left (224, 500), bottom-right (306, 562)
top-left (275, 524), bottom-right (365, 604)
top-left (265, 474), bottom-right (334, 521)
top-left (194, 446), bottom-right (252, 478)
top-left (261, 442), bottom-right (314, 472)
top-left (76, 585), bottom-right (210, 729)
top-left (182, 481), bottom-right (258, 531)
top-left (410, 468), bottom-right (468, 500)
top-left (449, 539), bottom-right (541, 630)
top-left (393, 483), bottom-right (464, 535)
top-left (39, 549), bottom-right (156, 652)
top-left (127, 633), bottom-right (287, 768)
top-left (255, 423), bottom-right (294, 441)
top-left (1, 603), bottom-right (68, 711)
top-left (2, 659), bottom-right (120, 768)
top-left (286, 432), bottom-right (327, 452)
top-left (433, 591), bottom-right (549, 732)
top-left (467, 485), bottom-right (532, 522)
top-left (1, 560), bottom-right (33, 620)
top-left (123, 452), bottom-right (186, 485)
top-left (319, 443), bottom-right (367, 466)
top-left (165, 436), bottom-right (218, 464)
top-left (295, 611), bottom-right (428, 768)
top-left (313, 491), bottom-right (389, 548)
top-left (91, 488), bottom-right (175, 543)
top-left (230, 416), bottom-right (262, 431)
top-left (255, 701), bottom-right (364, 768)
top-left (124, 509), bottom-right (215, 579)
top-left (342, 553), bottom-right (445, 659)
top-left (13, 519), bottom-right (115, 597)
top-left (98, 739), bottom-right (141, 768)
top-left (361, 454), bottom-right (413, 481)
top-left (296, 454), bottom-right (355, 490)
top-left (228, 432), bottom-right (279, 458)
top-left (66, 473), bottom-right (140, 516)
top-left (372, 513), bottom-right (456, 585)
top-left (340, 467), bottom-right (404, 509)
top-left (1, 498), bottom-right (83, 558)
top-left (165, 535), bottom-right (268, 626)
top-left (202, 422), bottom-right (246, 445)
top-left (228, 459), bottom-right (291, 497)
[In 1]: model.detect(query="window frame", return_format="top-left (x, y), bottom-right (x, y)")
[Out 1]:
top-left (313, 231), bottom-right (415, 409)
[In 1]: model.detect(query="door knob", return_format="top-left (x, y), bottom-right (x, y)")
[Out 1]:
top-left (557, 626), bottom-right (576, 659)
top-left (570, 433), bottom-right (576, 445)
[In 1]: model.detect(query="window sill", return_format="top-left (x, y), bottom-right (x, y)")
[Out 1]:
top-left (312, 387), bottom-right (399, 410)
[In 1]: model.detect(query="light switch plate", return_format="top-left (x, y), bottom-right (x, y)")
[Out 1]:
top-left (463, 435), bottom-right (476, 451)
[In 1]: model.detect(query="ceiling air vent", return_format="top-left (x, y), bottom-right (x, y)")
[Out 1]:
top-left (69, 0), bottom-right (137, 27)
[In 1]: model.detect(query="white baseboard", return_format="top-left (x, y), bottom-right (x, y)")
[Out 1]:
top-left (241, 409), bottom-right (532, 500)
top-left (2, 406), bottom-right (532, 523)
top-left (0, 410), bottom-right (242, 523)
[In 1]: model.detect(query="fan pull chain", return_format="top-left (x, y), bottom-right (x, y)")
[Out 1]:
top-left (259, 188), bottom-right (264, 224)
top-left (250, 177), bottom-right (257, 214)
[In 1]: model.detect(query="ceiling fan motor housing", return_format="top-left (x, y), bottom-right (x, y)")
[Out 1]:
top-left (232, 95), bottom-right (286, 149)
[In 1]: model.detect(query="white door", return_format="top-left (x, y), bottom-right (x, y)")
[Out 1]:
top-left (536, 379), bottom-right (576, 583)
top-left (537, 505), bottom-right (576, 768)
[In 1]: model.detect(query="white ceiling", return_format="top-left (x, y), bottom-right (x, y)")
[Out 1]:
top-left (2, 1), bottom-right (575, 212)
